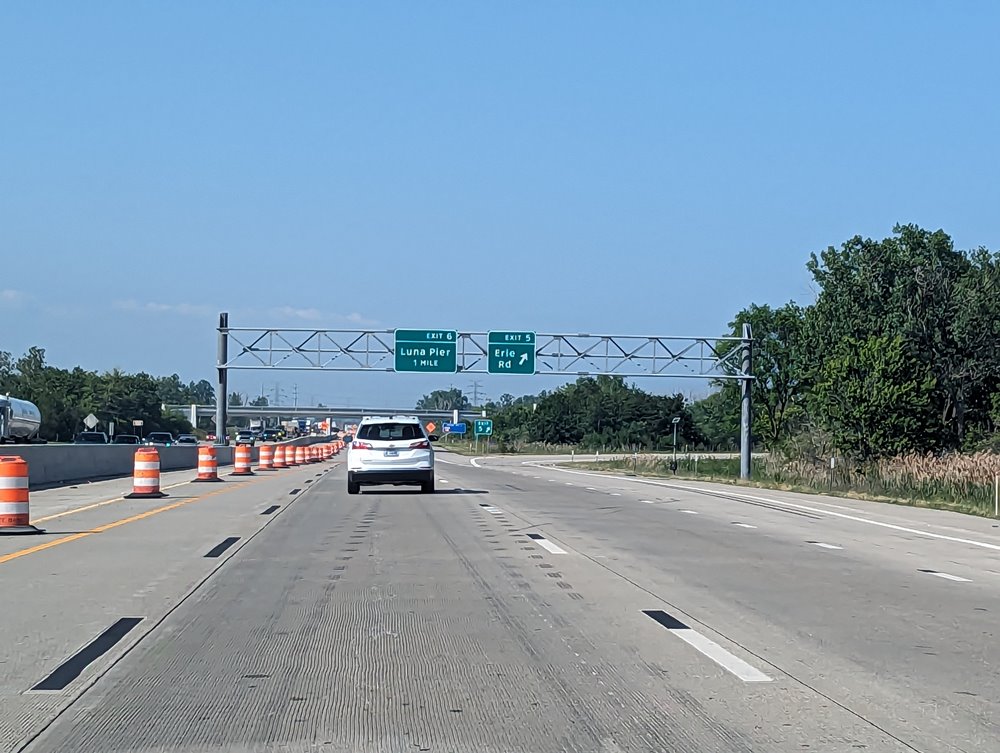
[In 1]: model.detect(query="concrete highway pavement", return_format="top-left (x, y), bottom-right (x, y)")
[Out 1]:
top-left (0, 453), bottom-right (996, 752)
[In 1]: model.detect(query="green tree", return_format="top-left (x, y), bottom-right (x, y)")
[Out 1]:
top-left (415, 388), bottom-right (470, 411)
top-left (813, 335), bottom-right (938, 460)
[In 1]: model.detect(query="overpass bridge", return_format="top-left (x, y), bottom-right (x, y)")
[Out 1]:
top-left (165, 404), bottom-right (485, 426)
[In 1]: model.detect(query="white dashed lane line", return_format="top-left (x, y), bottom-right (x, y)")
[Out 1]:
top-left (643, 610), bottom-right (772, 683)
top-left (526, 533), bottom-right (567, 554)
top-left (919, 569), bottom-right (971, 582)
top-left (679, 510), bottom-right (699, 515)
top-left (807, 541), bottom-right (842, 550)
top-left (732, 522), bottom-right (757, 529)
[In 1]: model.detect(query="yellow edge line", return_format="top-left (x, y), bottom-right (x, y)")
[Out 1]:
top-left (0, 475), bottom-right (275, 566)
top-left (31, 479), bottom-right (193, 524)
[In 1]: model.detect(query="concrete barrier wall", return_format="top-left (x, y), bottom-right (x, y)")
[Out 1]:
top-left (0, 438), bottom-right (326, 490)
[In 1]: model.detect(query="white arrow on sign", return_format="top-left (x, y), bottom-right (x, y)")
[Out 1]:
top-left (518, 352), bottom-right (528, 365)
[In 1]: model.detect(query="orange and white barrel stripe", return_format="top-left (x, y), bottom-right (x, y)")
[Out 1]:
top-left (232, 444), bottom-right (254, 475)
top-left (126, 448), bottom-right (166, 498)
top-left (195, 446), bottom-right (220, 481)
top-left (295, 446), bottom-right (307, 465)
top-left (309, 446), bottom-right (319, 463)
top-left (258, 444), bottom-right (275, 471)
top-left (273, 445), bottom-right (287, 469)
top-left (322, 444), bottom-right (332, 460)
top-left (0, 456), bottom-right (32, 530)
top-left (284, 445), bottom-right (298, 466)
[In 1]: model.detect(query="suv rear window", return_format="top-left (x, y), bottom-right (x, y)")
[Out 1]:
top-left (357, 423), bottom-right (424, 441)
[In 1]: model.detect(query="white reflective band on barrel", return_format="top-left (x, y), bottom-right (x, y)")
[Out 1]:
top-left (134, 478), bottom-right (159, 488)
top-left (0, 476), bottom-right (29, 489)
top-left (0, 502), bottom-right (30, 514)
top-left (134, 462), bottom-right (160, 471)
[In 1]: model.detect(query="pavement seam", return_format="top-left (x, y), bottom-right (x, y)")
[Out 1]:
top-left (15, 466), bottom-right (334, 753)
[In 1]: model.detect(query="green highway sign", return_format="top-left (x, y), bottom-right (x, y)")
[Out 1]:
top-left (394, 329), bottom-right (458, 373)
top-left (487, 330), bottom-right (536, 375)
top-left (474, 419), bottom-right (493, 436)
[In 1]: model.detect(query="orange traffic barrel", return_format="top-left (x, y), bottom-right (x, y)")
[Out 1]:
top-left (125, 447), bottom-right (167, 498)
top-left (295, 446), bottom-right (307, 465)
top-left (273, 445), bottom-right (287, 469)
top-left (284, 444), bottom-right (298, 466)
top-left (308, 446), bottom-right (318, 463)
top-left (193, 445), bottom-right (223, 483)
top-left (231, 444), bottom-right (254, 476)
top-left (258, 444), bottom-right (275, 471)
top-left (322, 444), bottom-right (332, 460)
top-left (0, 456), bottom-right (44, 535)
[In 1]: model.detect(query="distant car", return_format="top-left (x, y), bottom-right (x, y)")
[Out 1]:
top-left (261, 429), bottom-right (280, 442)
top-left (176, 434), bottom-right (199, 445)
top-left (145, 432), bottom-right (175, 446)
top-left (346, 415), bottom-right (437, 495)
top-left (75, 431), bottom-right (109, 444)
top-left (206, 433), bottom-right (217, 441)
top-left (112, 434), bottom-right (141, 445)
top-left (235, 430), bottom-right (256, 446)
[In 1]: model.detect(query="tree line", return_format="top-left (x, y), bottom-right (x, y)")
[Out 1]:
top-left (0, 346), bottom-right (209, 440)
top-left (704, 224), bottom-right (1000, 460)
top-left (418, 224), bottom-right (1000, 460)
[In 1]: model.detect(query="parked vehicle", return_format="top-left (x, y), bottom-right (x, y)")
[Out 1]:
top-left (0, 395), bottom-right (42, 443)
top-left (75, 431), bottom-right (109, 444)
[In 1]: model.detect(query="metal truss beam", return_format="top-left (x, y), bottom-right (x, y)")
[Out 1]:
top-left (220, 327), bottom-right (749, 380)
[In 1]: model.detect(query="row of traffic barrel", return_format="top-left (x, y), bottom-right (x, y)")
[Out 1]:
top-left (0, 441), bottom-right (344, 536)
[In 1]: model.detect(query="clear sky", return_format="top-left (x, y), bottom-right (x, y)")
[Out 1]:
top-left (3, 2), bottom-right (998, 408)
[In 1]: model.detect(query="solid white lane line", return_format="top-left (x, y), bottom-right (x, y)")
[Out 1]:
top-left (534, 464), bottom-right (1000, 553)
top-left (673, 629), bottom-right (773, 683)
top-left (920, 569), bottom-right (971, 582)
top-left (732, 523), bottom-right (757, 529)
top-left (470, 457), bottom-right (484, 468)
top-left (808, 542), bottom-right (842, 550)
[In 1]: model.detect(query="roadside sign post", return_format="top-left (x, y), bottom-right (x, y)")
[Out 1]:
top-left (393, 329), bottom-right (458, 373)
top-left (487, 331), bottom-right (536, 375)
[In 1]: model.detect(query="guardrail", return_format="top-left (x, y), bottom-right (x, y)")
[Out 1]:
top-left (0, 438), bottom-right (327, 490)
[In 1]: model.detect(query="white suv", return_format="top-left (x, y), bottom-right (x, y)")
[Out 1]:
top-left (347, 416), bottom-right (437, 494)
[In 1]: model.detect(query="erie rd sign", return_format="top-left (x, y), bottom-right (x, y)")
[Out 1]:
top-left (474, 419), bottom-right (493, 437)
top-left (487, 331), bottom-right (536, 375)
top-left (393, 329), bottom-right (458, 373)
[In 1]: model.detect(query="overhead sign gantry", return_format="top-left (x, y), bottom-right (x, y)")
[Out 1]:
top-left (213, 313), bottom-right (754, 477)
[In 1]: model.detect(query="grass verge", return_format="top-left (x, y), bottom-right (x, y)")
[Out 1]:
top-left (561, 457), bottom-right (1000, 518)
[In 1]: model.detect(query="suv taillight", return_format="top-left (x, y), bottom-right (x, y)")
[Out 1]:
top-left (352, 441), bottom-right (373, 450)
top-left (410, 440), bottom-right (430, 449)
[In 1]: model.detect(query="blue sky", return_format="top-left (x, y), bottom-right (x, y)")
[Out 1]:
top-left (2, 2), bottom-right (999, 407)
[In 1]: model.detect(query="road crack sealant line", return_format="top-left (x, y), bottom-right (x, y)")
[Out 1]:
top-left (523, 461), bottom-right (1000, 554)
top-left (467, 458), bottom-right (929, 751)
top-left (14, 467), bottom-right (336, 753)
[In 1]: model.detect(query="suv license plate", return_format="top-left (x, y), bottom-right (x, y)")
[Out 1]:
top-left (384, 450), bottom-right (398, 457)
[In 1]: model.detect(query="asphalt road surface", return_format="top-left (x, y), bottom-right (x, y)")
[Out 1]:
top-left (2, 450), bottom-right (998, 752)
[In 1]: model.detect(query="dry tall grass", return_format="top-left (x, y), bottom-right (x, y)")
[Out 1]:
top-left (582, 451), bottom-right (1000, 516)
